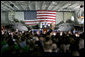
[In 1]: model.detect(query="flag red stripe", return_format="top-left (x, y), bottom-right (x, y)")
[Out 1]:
top-left (37, 15), bottom-right (56, 17)
top-left (40, 20), bottom-right (55, 22)
top-left (24, 20), bottom-right (55, 22)
top-left (37, 18), bottom-right (56, 19)
top-left (24, 10), bottom-right (56, 25)
top-left (37, 13), bottom-right (56, 14)
top-left (37, 10), bottom-right (56, 12)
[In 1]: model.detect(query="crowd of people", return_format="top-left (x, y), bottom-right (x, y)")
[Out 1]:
top-left (1, 25), bottom-right (84, 56)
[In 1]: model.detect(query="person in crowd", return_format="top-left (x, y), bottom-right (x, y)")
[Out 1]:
top-left (44, 37), bottom-right (53, 52)
top-left (52, 43), bottom-right (59, 53)
top-left (1, 25), bottom-right (84, 56)
top-left (72, 51), bottom-right (80, 56)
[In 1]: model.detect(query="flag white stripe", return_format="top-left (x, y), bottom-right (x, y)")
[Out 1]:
top-left (37, 15), bottom-right (56, 16)
top-left (37, 11), bottom-right (56, 13)
top-left (37, 14), bottom-right (56, 15)
top-left (41, 22), bottom-right (52, 23)
top-left (37, 15), bottom-right (56, 17)
top-left (37, 19), bottom-right (55, 21)
top-left (37, 12), bottom-right (56, 13)
top-left (24, 10), bottom-right (56, 25)
top-left (37, 17), bottom-right (55, 18)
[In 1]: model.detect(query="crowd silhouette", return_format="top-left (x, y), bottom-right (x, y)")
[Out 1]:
top-left (1, 26), bottom-right (84, 56)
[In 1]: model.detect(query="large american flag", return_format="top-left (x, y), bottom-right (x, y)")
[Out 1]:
top-left (24, 10), bottom-right (56, 25)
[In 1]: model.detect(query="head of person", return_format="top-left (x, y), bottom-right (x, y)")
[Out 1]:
top-left (72, 51), bottom-right (80, 56)
top-left (79, 39), bottom-right (84, 49)
top-left (60, 44), bottom-right (66, 53)
top-left (75, 32), bottom-right (80, 37)
top-left (52, 43), bottom-right (57, 50)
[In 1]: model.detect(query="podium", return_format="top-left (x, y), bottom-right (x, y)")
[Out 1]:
top-left (43, 28), bottom-right (48, 33)
top-left (42, 25), bottom-right (48, 33)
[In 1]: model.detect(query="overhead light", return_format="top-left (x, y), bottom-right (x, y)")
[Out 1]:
top-left (80, 5), bottom-right (84, 8)
top-left (52, 1), bottom-right (57, 5)
top-left (52, 2), bottom-right (56, 4)
top-left (71, 16), bottom-right (74, 21)
top-left (10, 4), bottom-right (14, 7)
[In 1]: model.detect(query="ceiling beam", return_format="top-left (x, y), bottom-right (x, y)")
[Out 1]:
top-left (28, 1), bottom-right (34, 10)
top-left (27, 1), bottom-right (31, 10)
top-left (68, 2), bottom-right (79, 8)
top-left (35, 1), bottom-right (41, 10)
top-left (1, 1), bottom-right (14, 10)
top-left (1, 7), bottom-right (7, 11)
top-left (45, 1), bottom-right (51, 10)
top-left (47, 2), bottom-right (54, 10)
top-left (16, 1), bottom-right (24, 10)
top-left (68, 4), bottom-right (80, 11)
top-left (23, 1), bottom-right (29, 10)
top-left (1, 3), bottom-right (13, 11)
top-left (41, 1), bottom-right (46, 10)
top-left (1, 5), bottom-right (11, 11)
top-left (54, 1), bottom-right (69, 10)
top-left (52, 1), bottom-right (64, 10)
top-left (8, 1), bottom-right (20, 10)
top-left (47, 1), bottom-right (58, 10)
top-left (57, 2), bottom-right (71, 11)
top-left (47, 2), bottom-right (52, 10)
top-left (19, 1), bottom-right (26, 10)
top-left (40, 1), bottom-right (43, 10)
top-left (59, 1), bottom-right (83, 11)
top-left (35, 1), bottom-right (38, 10)
top-left (1, 8), bottom-right (5, 11)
